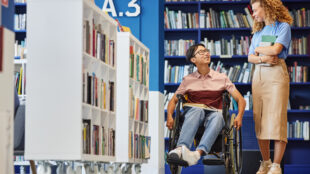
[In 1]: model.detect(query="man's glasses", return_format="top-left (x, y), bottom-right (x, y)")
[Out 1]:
top-left (193, 49), bottom-right (210, 56)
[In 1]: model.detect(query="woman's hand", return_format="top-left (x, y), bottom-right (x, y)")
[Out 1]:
top-left (166, 115), bottom-right (174, 130)
top-left (261, 55), bottom-right (279, 65)
top-left (254, 46), bottom-right (263, 55)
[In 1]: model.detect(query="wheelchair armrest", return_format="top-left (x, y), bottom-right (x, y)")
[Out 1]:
top-left (223, 91), bottom-right (231, 106)
top-left (222, 91), bottom-right (231, 126)
top-left (176, 94), bottom-right (186, 103)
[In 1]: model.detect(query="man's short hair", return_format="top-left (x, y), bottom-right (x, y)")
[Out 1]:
top-left (185, 43), bottom-right (206, 64)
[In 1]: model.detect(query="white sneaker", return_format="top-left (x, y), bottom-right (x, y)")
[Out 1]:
top-left (168, 146), bottom-right (182, 159)
top-left (256, 159), bottom-right (272, 174)
top-left (267, 163), bottom-right (282, 174)
top-left (181, 146), bottom-right (200, 166)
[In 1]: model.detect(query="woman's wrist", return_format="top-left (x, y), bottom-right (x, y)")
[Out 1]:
top-left (258, 56), bottom-right (263, 63)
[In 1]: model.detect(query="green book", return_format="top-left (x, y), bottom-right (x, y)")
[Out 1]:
top-left (258, 35), bottom-right (277, 66)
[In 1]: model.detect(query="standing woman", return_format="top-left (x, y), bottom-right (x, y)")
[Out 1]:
top-left (248, 0), bottom-right (293, 174)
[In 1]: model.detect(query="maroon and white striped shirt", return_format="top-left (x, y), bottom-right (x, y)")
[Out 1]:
top-left (175, 69), bottom-right (236, 109)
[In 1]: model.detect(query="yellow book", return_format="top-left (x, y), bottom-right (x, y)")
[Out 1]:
top-left (18, 67), bottom-right (23, 95)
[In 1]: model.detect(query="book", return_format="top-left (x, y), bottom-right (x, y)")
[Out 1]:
top-left (258, 35), bottom-right (277, 66)
top-left (183, 103), bottom-right (221, 112)
top-left (0, 27), bottom-right (3, 72)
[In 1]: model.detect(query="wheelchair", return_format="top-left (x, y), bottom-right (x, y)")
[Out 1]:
top-left (166, 92), bottom-right (243, 174)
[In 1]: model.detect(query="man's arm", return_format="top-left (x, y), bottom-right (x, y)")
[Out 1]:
top-left (229, 89), bottom-right (246, 130)
top-left (166, 94), bottom-right (178, 130)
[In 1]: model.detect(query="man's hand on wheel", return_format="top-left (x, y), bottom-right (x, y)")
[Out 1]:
top-left (234, 115), bottom-right (243, 130)
top-left (166, 116), bottom-right (174, 130)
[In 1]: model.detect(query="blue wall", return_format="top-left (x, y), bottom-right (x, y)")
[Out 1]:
top-left (95, 0), bottom-right (164, 93)
top-left (1, 0), bottom-right (14, 31)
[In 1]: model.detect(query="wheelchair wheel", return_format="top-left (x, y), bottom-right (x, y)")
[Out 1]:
top-left (169, 165), bottom-right (182, 174)
top-left (234, 125), bottom-right (243, 173)
top-left (226, 114), bottom-right (236, 174)
top-left (225, 156), bottom-right (233, 174)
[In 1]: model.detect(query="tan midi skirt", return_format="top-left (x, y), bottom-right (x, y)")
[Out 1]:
top-left (252, 59), bottom-right (290, 143)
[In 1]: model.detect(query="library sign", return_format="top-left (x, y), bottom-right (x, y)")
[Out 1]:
top-left (101, 0), bottom-right (140, 17)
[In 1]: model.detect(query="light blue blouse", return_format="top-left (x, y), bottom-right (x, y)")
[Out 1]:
top-left (248, 21), bottom-right (291, 59)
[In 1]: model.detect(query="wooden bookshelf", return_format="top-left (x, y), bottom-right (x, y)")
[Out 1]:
top-left (25, 0), bottom-right (117, 162)
top-left (116, 32), bottom-right (150, 164)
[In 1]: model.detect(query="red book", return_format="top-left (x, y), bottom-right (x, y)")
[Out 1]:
top-left (93, 19), bottom-right (96, 57)
top-left (247, 5), bottom-right (253, 15)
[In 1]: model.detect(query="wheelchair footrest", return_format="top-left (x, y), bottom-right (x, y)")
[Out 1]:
top-left (202, 158), bottom-right (225, 165)
top-left (166, 156), bottom-right (189, 167)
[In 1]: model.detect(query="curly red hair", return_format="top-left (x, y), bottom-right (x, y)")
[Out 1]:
top-left (250, 0), bottom-right (293, 33)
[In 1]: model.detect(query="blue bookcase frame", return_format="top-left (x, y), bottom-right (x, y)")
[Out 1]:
top-left (164, 0), bottom-right (310, 173)
top-left (14, 2), bottom-right (26, 49)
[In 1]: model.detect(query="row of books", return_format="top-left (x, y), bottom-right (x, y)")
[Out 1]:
top-left (83, 19), bottom-right (115, 67)
top-left (14, 13), bottom-right (26, 31)
top-left (165, 35), bottom-right (310, 57)
top-left (288, 63), bottom-right (309, 83)
top-left (164, 91), bottom-right (173, 110)
top-left (82, 120), bottom-right (116, 156)
top-left (129, 132), bottom-right (151, 159)
top-left (200, 8), bottom-right (253, 29)
top-left (129, 86), bottom-right (149, 122)
top-left (164, 36), bottom-right (250, 57)
top-left (200, 36), bottom-right (250, 56)
top-left (82, 70), bottom-right (115, 111)
top-left (15, 66), bottom-right (26, 95)
top-left (165, 60), bottom-right (310, 85)
top-left (290, 8), bottom-right (310, 28)
top-left (164, 63), bottom-right (193, 83)
top-left (212, 61), bottom-right (254, 83)
top-left (164, 8), bottom-right (199, 29)
top-left (164, 60), bottom-right (254, 84)
top-left (287, 121), bottom-right (310, 140)
top-left (14, 39), bottom-right (27, 59)
top-left (165, 7), bottom-right (310, 29)
top-left (231, 91), bottom-right (253, 111)
top-left (164, 120), bottom-right (310, 141)
top-left (288, 36), bottom-right (310, 55)
top-left (298, 106), bottom-right (310, 110)
top-left (164, 39), bottom-right (195, 56)
top-left (129, 46), bottom-right (149, 86)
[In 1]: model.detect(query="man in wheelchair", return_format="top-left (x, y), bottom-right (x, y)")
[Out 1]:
top-left (166, 43), bottom-right (246, 167)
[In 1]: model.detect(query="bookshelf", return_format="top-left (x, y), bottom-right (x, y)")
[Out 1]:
top-left (25, 0), bottom-right (118, 162)
top-left (164, 0), bottom-right (310, 173)
top-left (116, 32), bottom-right (151, 164)
top-left (14, 0), bottom-right (27, 103)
